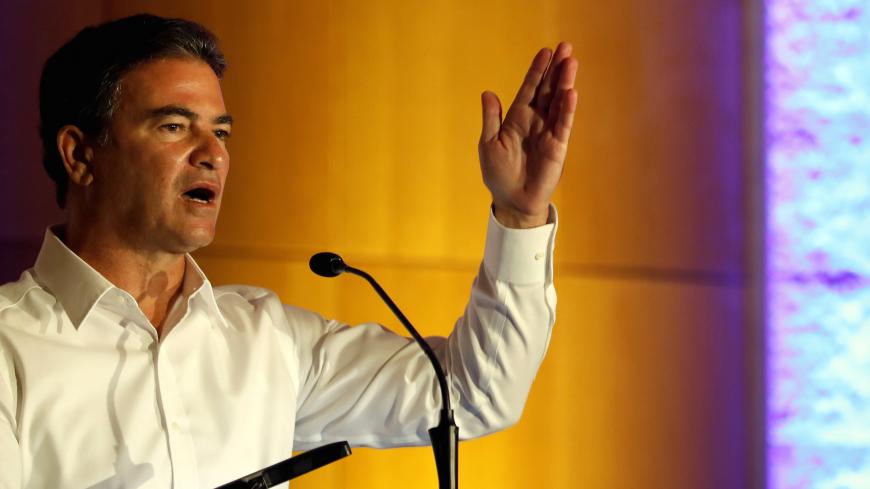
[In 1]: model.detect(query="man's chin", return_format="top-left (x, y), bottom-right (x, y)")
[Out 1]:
top-left (169, 227), bottom-right (217, 254)
top-left (184, 234), bottom-right (216, 253)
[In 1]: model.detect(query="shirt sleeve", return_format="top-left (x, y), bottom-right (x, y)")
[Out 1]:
top-left (291, 206), bottom-right (558, 450)
top-left (0, 348), bottom-right (22, 489)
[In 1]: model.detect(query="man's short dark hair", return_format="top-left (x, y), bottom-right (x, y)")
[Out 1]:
top-left (39, 13), bottom-right (227, 208)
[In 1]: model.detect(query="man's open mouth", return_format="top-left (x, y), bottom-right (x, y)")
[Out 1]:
top-left (182, 187), bottom-right (217, 204)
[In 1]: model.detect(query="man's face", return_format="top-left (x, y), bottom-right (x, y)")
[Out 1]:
top-left (89, 57), bottom-right (231, 254)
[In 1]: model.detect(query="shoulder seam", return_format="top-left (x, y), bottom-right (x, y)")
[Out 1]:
top-left (0, 284), bottom-right (42, 315)
top-left (214, 285), bottom-right (274, 300)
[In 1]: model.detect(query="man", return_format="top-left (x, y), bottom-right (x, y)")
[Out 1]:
top-left (0, 13), bottom-right (576, 488)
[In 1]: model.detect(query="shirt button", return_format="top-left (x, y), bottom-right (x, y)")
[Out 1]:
top-left (534, 252), bottom-right (544, 261)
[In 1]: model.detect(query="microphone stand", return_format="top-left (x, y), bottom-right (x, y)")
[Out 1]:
top-left (309, 253), bottom-right (458, 489)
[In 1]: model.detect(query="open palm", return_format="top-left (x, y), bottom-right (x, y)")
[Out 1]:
top-left (479, 42), bottom-right (578, 228)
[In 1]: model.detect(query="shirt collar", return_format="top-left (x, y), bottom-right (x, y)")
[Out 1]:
top-left (181, 253), bottom-right (229, 329)
top-left (32, 226), bottom-right (226, 330)
top-left (33, 226), bottom-right (115, 328)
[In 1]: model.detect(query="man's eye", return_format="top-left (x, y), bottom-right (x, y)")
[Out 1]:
top-left (215, 129), bottom-right (231, 140)
top-left (161, 123), bottom-right (184, 132)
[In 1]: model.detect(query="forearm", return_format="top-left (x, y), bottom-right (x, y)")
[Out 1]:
top-left (438, 206), bottom-right (557, 438)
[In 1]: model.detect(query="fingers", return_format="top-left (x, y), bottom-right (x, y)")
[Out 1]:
top-left (511, 48), bottom-right (552, 109)
top-left (480, 91), bottom-right (503, 143)
top-left (535, 42), bottom-right (573, 113)
top-left (500, 47), bottom-right (553, 138)
top-left (545, 55), bottom-right (578, 141)
top-left (554, 88), bottom-right (577, 143)
top-left (556, 54), bottom-right (578, 93)
top-left (484, 43), bottom-right (578, 144)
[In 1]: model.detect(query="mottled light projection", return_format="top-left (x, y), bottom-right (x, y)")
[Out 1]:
top-left (767, 1), bottom-right (870, 488)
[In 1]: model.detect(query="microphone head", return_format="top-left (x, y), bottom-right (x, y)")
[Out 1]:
top-left (309, 252), bottom-right (347, 277)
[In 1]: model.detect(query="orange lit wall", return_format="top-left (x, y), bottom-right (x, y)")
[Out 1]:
top-left (0, 1), bottom-right (764, 488)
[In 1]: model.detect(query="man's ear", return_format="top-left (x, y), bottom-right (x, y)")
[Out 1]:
top-left (56, 125), bottom-right (96, 186)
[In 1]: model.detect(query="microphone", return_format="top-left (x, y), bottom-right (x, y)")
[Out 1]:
top-left (309, 252), bottom-right (459, 489)
top-left (309, 252), bottom-right (347, 277)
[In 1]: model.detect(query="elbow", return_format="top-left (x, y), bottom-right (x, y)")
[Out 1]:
top-left (490, 397), bottom-right (526, 432)
top-left (455, 389), bottom-right (528, 439)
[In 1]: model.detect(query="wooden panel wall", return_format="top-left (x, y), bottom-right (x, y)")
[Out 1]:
top-left (0, 1), bottom-right (763, 487)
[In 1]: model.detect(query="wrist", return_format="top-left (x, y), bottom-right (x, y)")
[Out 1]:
top-left (492, 203), bottom-right (550, 229)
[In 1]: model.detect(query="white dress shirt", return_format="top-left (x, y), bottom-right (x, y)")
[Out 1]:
top-left (0, 210), bottom-right (557, 489)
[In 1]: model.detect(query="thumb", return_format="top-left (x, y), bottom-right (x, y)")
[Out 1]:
top-left (480, 91), bottom-right (502, 143)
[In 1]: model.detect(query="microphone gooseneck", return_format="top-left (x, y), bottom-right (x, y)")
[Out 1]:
top-left (309, 252), bottom-right (458, 489)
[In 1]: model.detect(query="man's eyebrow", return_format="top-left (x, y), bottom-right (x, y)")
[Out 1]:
top-left (148, 106), bottom-right (232, 126)
top-left (149, 105), bottom-right (196, 120)
top-left (215, 114), bottom-right (233, 125)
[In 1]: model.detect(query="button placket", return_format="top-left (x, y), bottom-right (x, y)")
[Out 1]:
top-left (154, 345), bottom-right (201, 487)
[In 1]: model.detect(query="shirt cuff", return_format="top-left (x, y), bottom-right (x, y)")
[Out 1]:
top-left (483, 204), bottom-right (558, 285)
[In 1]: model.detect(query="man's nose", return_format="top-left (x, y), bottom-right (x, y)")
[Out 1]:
top-left (190, 131), bottom-right (228, 171)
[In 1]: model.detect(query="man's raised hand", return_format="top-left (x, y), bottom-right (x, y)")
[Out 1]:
top-left (479, 42), bottom-right (578, 228)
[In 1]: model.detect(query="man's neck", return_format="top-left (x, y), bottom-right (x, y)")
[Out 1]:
top-left (61, 224), bottom-right (186, 338)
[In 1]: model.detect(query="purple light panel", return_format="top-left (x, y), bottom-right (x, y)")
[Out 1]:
top-left (766, 1), bottom-right (870, 488)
